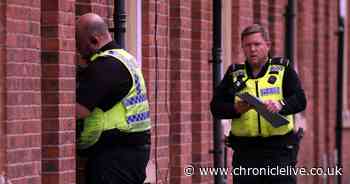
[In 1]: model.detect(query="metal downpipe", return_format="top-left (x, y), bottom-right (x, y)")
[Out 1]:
top-left (114, 0), bottom-right (126, 48)
top-left (284, 0), bottom-right (296, 66)
top-left (212, 0), bottom-right (225, 183)
top-left (335, 0), bottom-right (345, 183)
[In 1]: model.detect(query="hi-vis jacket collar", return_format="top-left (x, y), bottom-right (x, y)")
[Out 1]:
top-left (90, 52), bottom-right (101, 62)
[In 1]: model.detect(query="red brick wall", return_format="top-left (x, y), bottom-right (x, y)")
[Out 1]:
top-left (232, 0), bottom-right (254, 63)
top-left (296, 0), bottom-right (339, 183)
top-left (297, 0), bottom-right (316, 182)
top-left (142, 0), bottom-right (171, 183)
top-left (0, 0), bottom-right (6, 179)
top-left (1, 0), bottom-right (42, 184)
top-left (143, 0), bottom-right (214, 183)
top-left (189, 1), bottom-right (213, 183)
top-left (41, 0), bottom-right (76, 184)
top-left (268, 0), bottom-right (287, 56)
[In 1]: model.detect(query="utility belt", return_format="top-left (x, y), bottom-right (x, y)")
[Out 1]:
top-left (78, 129), bottom-right (151, 156)
top-left (228, 128), bottom-right (304, 150)
top-left (99, 128), bottom-right (151, 145)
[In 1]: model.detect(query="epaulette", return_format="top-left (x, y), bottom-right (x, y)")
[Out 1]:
top-left (232, 63), bottom-right (245, 71)
top-left (270, 57), bottom-right (290, 67)
top-left (230, 63), bottom-right (245, 79)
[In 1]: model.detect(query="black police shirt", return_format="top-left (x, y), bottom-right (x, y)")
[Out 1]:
top-left (210, 59), bottom-right (307, 119)
top-left (77, 41), bottom-right (132, 112)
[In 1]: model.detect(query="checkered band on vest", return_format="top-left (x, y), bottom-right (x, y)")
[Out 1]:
top-left (127, 111), bottom-right (150, 124)
top-left (123, 94), bottom-right (147, 107)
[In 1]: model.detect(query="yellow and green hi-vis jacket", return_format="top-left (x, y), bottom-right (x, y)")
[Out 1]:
top-left (78, 49), bottom-right (151, 150)
top-left (231, 58), bottom-right (294, 137)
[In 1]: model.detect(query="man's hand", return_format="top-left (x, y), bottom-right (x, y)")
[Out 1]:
top-left (76, 103), bottom-right (91, 119)
top-left (234, 100), bottom-right (252, 114)
top-left (264, 100), bottom-right (282, 113)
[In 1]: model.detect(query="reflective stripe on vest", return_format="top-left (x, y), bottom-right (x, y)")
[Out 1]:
top-left (78, 49), bottom-right (151, 150)
top-left (231, 60), bottom-right (294, 137)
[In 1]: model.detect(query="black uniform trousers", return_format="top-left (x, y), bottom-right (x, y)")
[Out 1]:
top-left (85, 144), bottom-right (150, 184)
top-left (230, 131), bottom-right (301, 184)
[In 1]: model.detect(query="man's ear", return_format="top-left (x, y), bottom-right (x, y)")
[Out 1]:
top-left (90, 36), bottom-right (98, 45)
top-left (266, 41), bottom-right (271, 49)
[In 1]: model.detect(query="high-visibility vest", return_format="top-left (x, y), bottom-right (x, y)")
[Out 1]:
top-left (78, 49), bottom-right (151, 149)
top-left (231, 58), bottom-right (294, 137)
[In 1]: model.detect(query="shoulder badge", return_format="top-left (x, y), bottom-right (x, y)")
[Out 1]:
top-left (271, 57), bottom-right (290, 67)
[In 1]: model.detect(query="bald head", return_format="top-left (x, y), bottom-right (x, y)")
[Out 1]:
top-left (76, 13), bottom-right (112, 60)
top-left (77, 13), bottom-right (109, 36)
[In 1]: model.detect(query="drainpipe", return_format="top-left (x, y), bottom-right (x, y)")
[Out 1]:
top-left (335, 0), bottom-right (345, 183)
top-left (284, 0), bottom-right (296, 66)
top-left (211, 0), bottom-right (225, 183)
top-left (114, 0), bottom-right (126, 48)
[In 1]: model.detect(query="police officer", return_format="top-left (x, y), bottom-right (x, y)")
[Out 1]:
top-left (76, 13), bottom-right (151, 184)
top-left (210, 24), bottom-right (307, 184)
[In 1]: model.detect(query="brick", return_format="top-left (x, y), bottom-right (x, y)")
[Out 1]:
top-left (42, 91), bottom-right (74, 105)
top-left (60, 26), bottom-right (75, 39)
top-left (42, 38), bottom-right (60, 50)
top-left (6, 106), bottom-right (41, 121)
top-left (42, 119), bottom-right (60, 132)
top-left (42, 159), bottom-right (59, 172)
top-left (6, 5), bottom-right (32, 21)
top-left (7, 148), bottom-right (41, 163)
top-left (7, 92), bottom-right (41, 105)
top-left (59, 65), bottom-right (75, 77)
top-left (10, 177), bottom-right (41, 184)
top-left (42, 131), bottom-right (75, 145)
top-left (6, 134), bottom-right (41, 150)
top-left (7, 162), bottom-right (40, 178)
top-left (42, 79), bottom-right (59, 91)
top-left (76, 4), bottom-right (92, 16)
top-left (59, 0), bottom-right (75, 12)
top-left (6, 49), bottom-right (41, 63)
top-left (42, 64), bottom-right (59, 78)
top-left (6, 121), bottom-right (41, 135)
top-left (8, 0), bottom-right (40, 6)
top-left (6, 78), bottom-right (41, 91)
top-left (42, 26), bottom-right (59, 38)
top-left (7, 34), bottom-right (40, 49)
top-left (42, 51), bottom-right (59, 64)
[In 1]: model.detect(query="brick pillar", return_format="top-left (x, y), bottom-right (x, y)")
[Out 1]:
top-left (324, 1), bottom-right (338, 184)
top-left (190, 0), bottom-right (213, 183)
top-left (0, 0), bottom-right (6, 179)
top-left (168, 0), bottom-right (193, 183)
top-left (231, 0), bottom-right (254, 63)
top-left (268, 0), bottom-right (287, 56)
top-left (41, 0), bottom-right (76, 184)
top-left (142, 0), bottom-right (171, 183)
top-left (296, 0), bottom-right (316, 183)
top-left (312, 1), bottom-right (327, 183)
top-left (253, 0), bottom-right (269, 27)
top-left (0, 0), bottom-right (42, 184)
